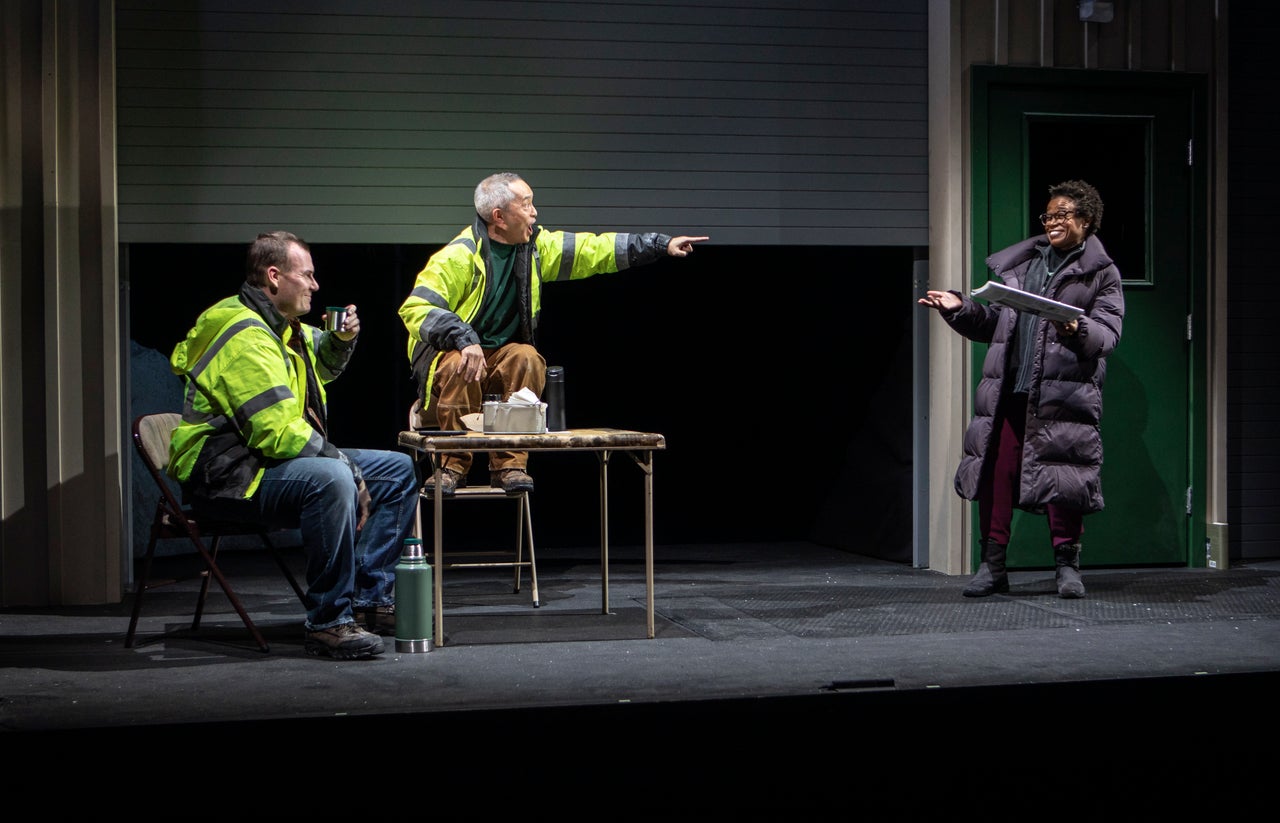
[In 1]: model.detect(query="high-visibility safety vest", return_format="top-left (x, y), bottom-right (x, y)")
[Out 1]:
top-left (168, 284), bottom-right (352, 500)
top-left (399, 217), bottom-right (670, 404)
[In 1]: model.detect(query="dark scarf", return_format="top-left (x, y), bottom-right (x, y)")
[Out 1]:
top-left (1009, 240), bottom-right (1086, 394)
top-left (239, 283), bottom-right (327, 436)
top-left (287, 317), bottom-right (328, 436)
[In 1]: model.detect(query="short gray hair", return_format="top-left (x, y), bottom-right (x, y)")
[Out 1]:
top-left (474, 172), bottom-right (524, 223)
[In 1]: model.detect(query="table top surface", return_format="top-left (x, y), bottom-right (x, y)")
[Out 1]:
top-left (398, 427), bottom-right (666, 453)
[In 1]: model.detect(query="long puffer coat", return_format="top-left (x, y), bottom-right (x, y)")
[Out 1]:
top-left (943, 234), bottom-right (1125, 513)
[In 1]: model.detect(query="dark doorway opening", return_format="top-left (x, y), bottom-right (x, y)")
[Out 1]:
top-left (127, 243), bottom-right (916, 558)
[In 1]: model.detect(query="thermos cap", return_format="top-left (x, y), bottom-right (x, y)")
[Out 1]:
top-left (402, 538), bottom-right (425, 560)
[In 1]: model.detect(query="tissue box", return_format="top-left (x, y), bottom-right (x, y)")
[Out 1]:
top-left (483, 401), bottom-right (547, 433)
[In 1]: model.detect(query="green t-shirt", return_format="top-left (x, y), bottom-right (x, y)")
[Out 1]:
top-left (473, 241), bottom-right (520, 347)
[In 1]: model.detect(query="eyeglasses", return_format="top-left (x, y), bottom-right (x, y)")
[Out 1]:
top-left (1038, 210), bottom-right (1079, 225)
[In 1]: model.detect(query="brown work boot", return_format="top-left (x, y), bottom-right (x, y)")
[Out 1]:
top-left (352, 603), bottom-right (396, 635)
top-left (491, 467), bottom-right (534, 494)
top-left (420, 467), bottom-right (465, 498)
top-left (303, 621), bottom-right (385, 659)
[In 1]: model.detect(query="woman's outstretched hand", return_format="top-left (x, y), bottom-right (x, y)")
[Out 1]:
top-left (918, 290), bottom-right (962, 313)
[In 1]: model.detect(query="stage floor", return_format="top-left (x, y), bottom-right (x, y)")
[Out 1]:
top-left (3, 540), bottom-right (1277, 809)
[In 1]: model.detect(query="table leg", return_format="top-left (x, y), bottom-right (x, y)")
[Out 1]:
top-left (642, 452), bottom-right (655, 638)
top-left (598, 450), bottom-right (610, 614)
top-left (412, 479), bottom-right (423, 540)
top-left (432, 463), bottom-right (445, 648)
top-left (624, 450), bottom-right (656, 638)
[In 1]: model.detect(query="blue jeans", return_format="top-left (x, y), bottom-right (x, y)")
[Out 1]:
top-left (193, 449), bottom-right (418, 631)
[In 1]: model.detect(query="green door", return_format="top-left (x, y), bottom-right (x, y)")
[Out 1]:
top-left (971, 67), bottom-right (1208, 569)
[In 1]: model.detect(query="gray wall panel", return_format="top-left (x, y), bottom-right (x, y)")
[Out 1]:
top-left (116, 0), bottom-right (928, 244)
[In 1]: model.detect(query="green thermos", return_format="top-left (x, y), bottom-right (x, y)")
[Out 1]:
top-left (394, 537), bottom-right (433, 653)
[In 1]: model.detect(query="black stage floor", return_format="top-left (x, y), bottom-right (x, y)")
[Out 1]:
top-left (3, 541), bottom-right (1277, 812)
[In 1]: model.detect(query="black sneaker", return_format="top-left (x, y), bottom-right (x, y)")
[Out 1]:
top-left (304, 621), bottom-right (385, 659)
top-left (490, 468), bottom-right (534, 494)
top-left (352, 603), bottom-right (396, 634)
top-left (420, 467), bottom-right (465, 498)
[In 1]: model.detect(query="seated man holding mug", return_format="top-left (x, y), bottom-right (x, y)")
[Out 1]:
top-left (167, 231), bottom-right (419, 659)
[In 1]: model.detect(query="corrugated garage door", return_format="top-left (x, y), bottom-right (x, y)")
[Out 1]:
top-left (115, 0), bottom-right (928, 246)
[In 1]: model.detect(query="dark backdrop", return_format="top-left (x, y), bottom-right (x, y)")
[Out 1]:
top-left (126, 242), bottom-right (915, 560)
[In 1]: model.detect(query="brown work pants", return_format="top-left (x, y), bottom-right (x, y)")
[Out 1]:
top-left (426, 342), bottom-right (546, 477)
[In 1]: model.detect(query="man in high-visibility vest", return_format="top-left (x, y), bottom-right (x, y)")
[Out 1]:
top-left (169, 231), bottom-right (418, 659)
top-left (400, 172), bottom-right (708, 496)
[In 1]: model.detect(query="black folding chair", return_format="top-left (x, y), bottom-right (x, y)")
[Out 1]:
top-left (126, 413), bottom-right (306, 652)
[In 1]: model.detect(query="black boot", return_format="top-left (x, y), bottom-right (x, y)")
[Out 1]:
top-left (1055, 543), bottom-right (1085, 598)
top-left (963, 538), bottom-right (1009, 597)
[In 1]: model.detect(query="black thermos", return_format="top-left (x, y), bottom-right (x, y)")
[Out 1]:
top-left (545, 365), bottom-right (566, 431)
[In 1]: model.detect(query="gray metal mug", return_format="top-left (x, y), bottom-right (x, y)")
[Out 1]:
top-left (325, 307), bottom-right (348, 332)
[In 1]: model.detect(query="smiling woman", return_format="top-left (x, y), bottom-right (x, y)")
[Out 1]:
top-left (919, 179), bottom-right (1125, 599)
top-left (1040, 184), bottom-right (1103, 253)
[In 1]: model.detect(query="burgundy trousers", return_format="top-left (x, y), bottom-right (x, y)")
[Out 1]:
top-left (978, 392), bottom-right (1083, 549)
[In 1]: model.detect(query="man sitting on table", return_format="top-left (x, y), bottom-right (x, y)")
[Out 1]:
top-left (399, 171), bottom-right (708, 496)
top-left (168, 231), bottom-right (418, 659)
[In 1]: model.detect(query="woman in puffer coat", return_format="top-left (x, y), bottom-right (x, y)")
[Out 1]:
top-left (919, 180), bottom-right (1124, 599)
